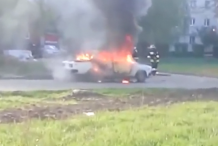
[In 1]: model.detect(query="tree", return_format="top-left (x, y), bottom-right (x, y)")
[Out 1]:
top-left (197, 27), bottom-right (218, 47)
top-left (196, 0), bottom-right (218, 46)
top-left (139, 0), bottom-right (187, 44)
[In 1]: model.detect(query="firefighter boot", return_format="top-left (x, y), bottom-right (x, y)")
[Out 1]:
top-left (151, 62), bottom-right (158, 76)
top-left (151, 68), bottom-right (157, 76)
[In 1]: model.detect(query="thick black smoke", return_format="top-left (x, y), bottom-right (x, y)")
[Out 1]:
top-left (47, 0), bottom-right (151, 51)
top-left (94, 0), bottom-right (145, 47)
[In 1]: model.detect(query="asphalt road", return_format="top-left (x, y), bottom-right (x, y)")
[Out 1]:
top-left (0, 74), bottom-right (218, 91)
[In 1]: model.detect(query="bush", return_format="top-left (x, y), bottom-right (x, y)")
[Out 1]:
top-left (192, 44), bottom-right (204, 57)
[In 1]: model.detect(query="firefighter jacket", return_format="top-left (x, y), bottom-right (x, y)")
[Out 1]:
top-left (147, 48), bottom-right (160, 63)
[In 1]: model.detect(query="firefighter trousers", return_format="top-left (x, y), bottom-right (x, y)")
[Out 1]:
top-left (151, 62), bottom-right (158, 69)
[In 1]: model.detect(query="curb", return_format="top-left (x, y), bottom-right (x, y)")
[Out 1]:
top-left (156, 72), bottom-right (171, 76)
top-left (160, 72), bottom-right (218, 78)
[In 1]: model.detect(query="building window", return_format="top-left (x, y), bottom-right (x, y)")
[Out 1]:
top-left (190, 18), bottom-right (195, 26)
top-left (189, 36), bottom-right (195, 44)
top-left (190, 0), bottom-right (196, 8)
top-left (204, 18), bottom-right (210, 26)
top-left (205, 0), bottom-right (210, 8)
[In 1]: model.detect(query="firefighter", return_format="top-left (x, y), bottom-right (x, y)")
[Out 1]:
top-left (29, 43), bottom-right (42, 59)
top-left (132, 47), bottom-right (138, 60)
top-left (147, 44), bottom-right (160, 75)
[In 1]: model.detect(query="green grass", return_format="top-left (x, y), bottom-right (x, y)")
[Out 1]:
top-left (95, 88), bottom-right (151, 96)
top-left (0, 89), bottom-right (147, 109)
top-left (0, 89), bottom-right (217, 145)
top-left (159, 58), bottom-right (218, 77)
top-left (0, 89), bottom-right (146, 109)
top-left (0, 90), bottom-right (70, 98)
top-left (0, 102), bottom-right (218, 146)
top-left (0, 90), bottom-right (72, 109)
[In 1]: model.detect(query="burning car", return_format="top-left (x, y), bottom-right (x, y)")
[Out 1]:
top-left (62, 50), bottom-right (152, 83)
top-left (62, 35), bottom-right (152, 83)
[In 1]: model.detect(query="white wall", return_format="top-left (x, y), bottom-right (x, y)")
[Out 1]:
top-left (178, 0), bottom-right (217, 45)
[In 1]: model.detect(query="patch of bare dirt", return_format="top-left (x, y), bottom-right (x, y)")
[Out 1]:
top-left (60, 89), bottom-right (107, 101)
top-left (0, 88), bottom-right (218, 123)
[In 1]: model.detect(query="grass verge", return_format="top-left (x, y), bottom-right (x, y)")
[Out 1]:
top-left (159, 58), bottom-right (218, 77)
top-left (0, 102), bottom-right (218, 146)
top-left (0, 88), bottom-right (178, 109)
top-left (0, 88), bottom-right (217, 145)
top-left (0, 56), bottom-right (49, 76)
top-left (0, 90), bottom-right (71, 109)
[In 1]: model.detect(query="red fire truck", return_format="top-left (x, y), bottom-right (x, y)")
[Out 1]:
top-left (43, 31), bottom-right (59, 47)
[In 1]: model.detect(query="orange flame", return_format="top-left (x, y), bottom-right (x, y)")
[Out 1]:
top-left (76, 53), bottom-right (93, 61)
top-left (75, 35), bottom-right (134, 63)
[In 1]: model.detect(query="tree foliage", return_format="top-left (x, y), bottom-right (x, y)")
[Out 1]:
top-left (139, 0), bottom-right (187, 44)
top-left (197, 27), bottom-right (218, 46)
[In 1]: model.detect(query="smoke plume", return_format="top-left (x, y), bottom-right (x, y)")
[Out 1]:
top-left (94, 0), bottom-right (151, 47)
top-left (0, 0), bottom-right (38, 48)
top-left (0, 0), bottom-right (151, 51)
top-left (0, 0), bottom-right (152, 51)
top-left (42, 0), bottom-right (152, 80)
top-left (47, 0), bottom-right (152, 51)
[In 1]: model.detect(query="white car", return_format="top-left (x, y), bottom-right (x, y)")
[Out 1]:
top-left (62, 59), bottom-right (152, 82)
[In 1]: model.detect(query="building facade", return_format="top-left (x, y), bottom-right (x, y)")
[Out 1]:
top-left (171, 0), bottom-right (217, 53)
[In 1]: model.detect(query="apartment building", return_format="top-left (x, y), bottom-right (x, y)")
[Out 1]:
top-left (171, 0), bottom-right (217, 52)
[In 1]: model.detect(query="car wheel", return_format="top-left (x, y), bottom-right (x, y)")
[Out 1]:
top-left (136, 70), bottom-right (147, 83)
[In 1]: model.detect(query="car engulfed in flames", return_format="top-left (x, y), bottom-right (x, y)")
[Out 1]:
top-left (62, 35), bottom-right (152, 82)
top-left (75, 50), bottom-right (135, 75)
top-left (73, 35), bottom-right (135, 75)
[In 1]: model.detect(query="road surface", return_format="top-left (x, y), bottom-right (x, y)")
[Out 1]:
top-left (0, 74), bottom-right (218, 91)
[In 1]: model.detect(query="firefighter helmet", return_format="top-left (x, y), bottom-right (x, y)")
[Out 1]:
top-left (148, 44), bottom-right (156, 49)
